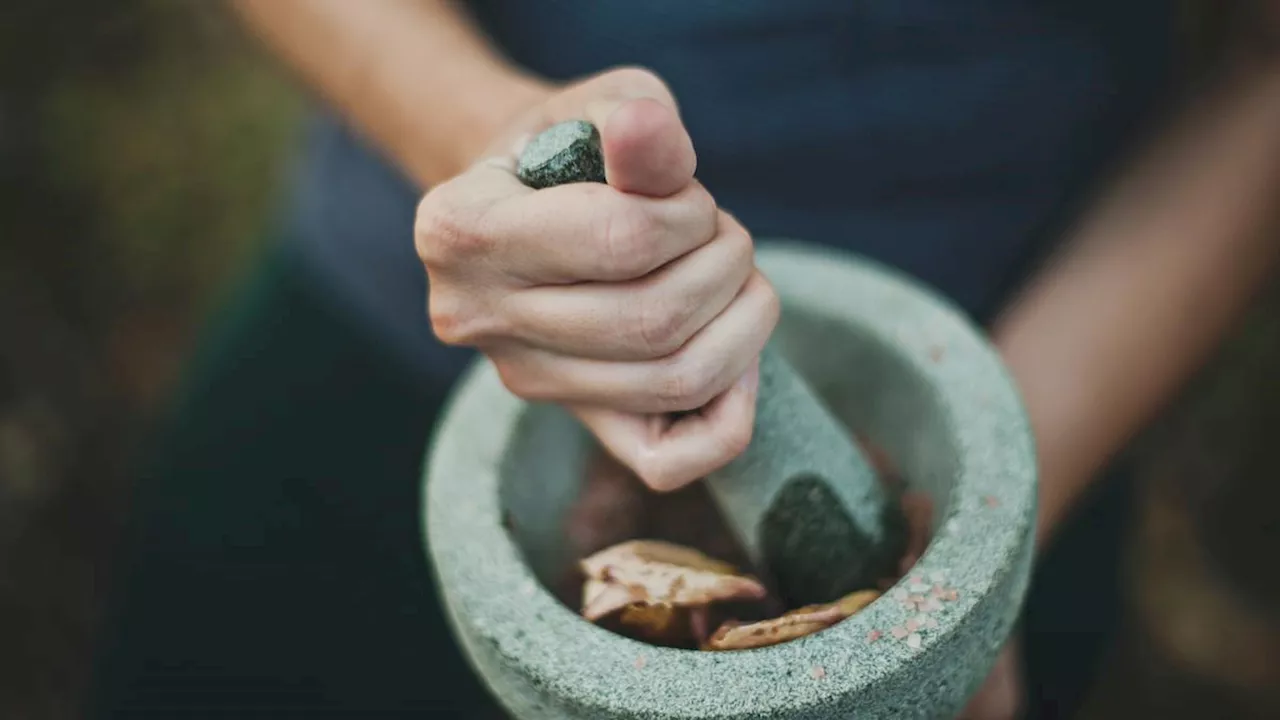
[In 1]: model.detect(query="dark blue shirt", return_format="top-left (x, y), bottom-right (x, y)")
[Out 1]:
top-left (285, 0), bottom-right (1178, 387)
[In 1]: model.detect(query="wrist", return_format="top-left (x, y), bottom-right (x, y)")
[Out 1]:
top-left (440, 67), bottom-right (557, 180)
top-left (400, 64), bottom-right (555, 187)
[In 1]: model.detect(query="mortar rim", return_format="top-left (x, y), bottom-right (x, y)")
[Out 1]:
top-left (424, 239), bottom-right (1037, 717)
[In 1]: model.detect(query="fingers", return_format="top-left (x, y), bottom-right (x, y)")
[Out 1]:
top-left (491, 270), bottom-right (780, 414)
top-left (420, 167), bottom-right (718, 285)
top-left (416, 65), bottom-right (769, 495)
top-left (568, 67), bottom-right (693, 198)
top-left (574, 356), bottom-right (761, 492)
top-left (485, 66), bottom-right (693, 198)
top-left (592, 96), bottom-right (696, 198)
top-left (500, 179), bottom-right (718, 284)
top-left (504, 210), bottom-right (753, 359)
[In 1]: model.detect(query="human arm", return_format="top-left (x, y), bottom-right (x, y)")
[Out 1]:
top-left (964, 53), bottom-right (1280, 720)
top-left (228, 0), bottom-right (551, 188)
top-left (227, 0), bottom-right (775, 489)
top-left (993, 62), bottom-right (1280, 551)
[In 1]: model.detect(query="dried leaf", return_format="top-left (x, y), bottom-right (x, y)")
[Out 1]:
top-left (579, 540), bottom-right (766, 622)
top-left (703, 589), bottom-right (882, 651)
top-left (617, 603), bottom-right (683, 643)
top-left (703, 617), bottom-right (833, 651)
top-left (582, 578), bottom-right (643, 621)
top-left (582, 539), bottom-right (739, 576)
top-left (833, 589), bottom-right (881, 616)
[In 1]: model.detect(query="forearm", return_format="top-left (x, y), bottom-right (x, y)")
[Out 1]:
top-left (993, 64), bottom-right (1280, 549)
top-left (229, 0), bottom-right (551, 187)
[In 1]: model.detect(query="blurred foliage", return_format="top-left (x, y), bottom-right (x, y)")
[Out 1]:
top-left (1, 2), bottom-right (303, 717)
top-left (4, 0), bottom-right (301, 381)
top-left (40, 33), bottom-right (299, 309)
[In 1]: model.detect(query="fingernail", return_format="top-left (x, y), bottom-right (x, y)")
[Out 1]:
top-left (584, 98), bottom-right (627, 132)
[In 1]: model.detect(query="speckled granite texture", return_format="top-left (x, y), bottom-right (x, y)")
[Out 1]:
top-left (511, 120), bottom-right (900, 600)
top-left (425, 241), bottom-right (1037, 718)
top-left (707, 347), bottom-right (902, 605)
top-left (515, 120), bottom-right (606, 189)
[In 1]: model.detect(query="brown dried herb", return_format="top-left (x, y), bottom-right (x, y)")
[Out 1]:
top-left (702, 589), bottom-right (881, 651)
top-left (579, 540), bottom-right (767, 623)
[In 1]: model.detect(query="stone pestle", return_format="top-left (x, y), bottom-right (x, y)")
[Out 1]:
top-left (515, 120), bottom-right (903, 603)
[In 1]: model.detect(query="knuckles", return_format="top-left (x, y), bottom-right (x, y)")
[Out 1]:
top-left (717, 411), bottom-right (755, 461)
top-left (630, 455), bottom-right (684, 493)
top-left (427, 289), bottom-right (483, 347)
top-left (653, 351), bottom-right (724, 412)
top-left (635, 296), bottom-right (695, 358)
top-left (491, 356), bottom-right (553, 403)
top-left (721, 222), bottom-right (755, 272)
top-left (759, 277), bottom-right (782, 334)
top-left (416, 184), bottom-right (507, 348)
top-left (629, 220), bottom-right (753, 360)
top-left (414, 184), bottom-right (491, 269)
top-left (685, 183), bottom-right (719, 232)
top-left (631, 413), bottom-right (753, 493)
top-left (589, 190), bottom-right (662, 280)
top-left (491, 358), bottom-right (527, 397)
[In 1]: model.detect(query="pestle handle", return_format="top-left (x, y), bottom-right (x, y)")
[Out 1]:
top-left (515, 120), bottom-right (902, 604)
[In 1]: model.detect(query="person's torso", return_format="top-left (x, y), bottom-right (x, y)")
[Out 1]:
top-left (285, 0), bottom-right (1178, 386)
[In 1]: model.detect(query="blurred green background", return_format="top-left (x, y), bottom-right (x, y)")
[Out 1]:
top-left (1, 2), bottom-right (301, 715)
top-left (0, 2), bottom-right (1277, 718)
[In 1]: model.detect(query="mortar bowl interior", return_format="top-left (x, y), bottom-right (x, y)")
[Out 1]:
top-left (425, 240), bottom-right (1037, 719)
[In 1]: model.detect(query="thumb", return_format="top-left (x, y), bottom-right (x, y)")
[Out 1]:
top-left (585, 95), bottom-right (697, 198)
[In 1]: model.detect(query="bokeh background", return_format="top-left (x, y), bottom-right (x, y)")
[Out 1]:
top-left (1, 2), bottom-right (1277, 718)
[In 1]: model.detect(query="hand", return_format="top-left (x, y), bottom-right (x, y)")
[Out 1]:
top-left (959, 637), bottom-right (1024, 720)
top-left (415, 67), bottom-right (778, 491)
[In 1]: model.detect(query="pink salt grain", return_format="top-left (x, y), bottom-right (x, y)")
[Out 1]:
top-left (811, 665), bottom-right (827, 680)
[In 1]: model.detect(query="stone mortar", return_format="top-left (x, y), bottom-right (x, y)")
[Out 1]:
top-left (516, 119), bottom-right (901, 601)
top-left (424, 240), bottom-right (1038, 719)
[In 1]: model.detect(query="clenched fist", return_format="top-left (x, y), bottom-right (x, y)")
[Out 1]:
top-left (416, 68), bottom-right (778, 490)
